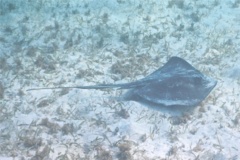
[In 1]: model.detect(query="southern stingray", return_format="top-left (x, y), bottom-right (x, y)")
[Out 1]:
top-left (28, 57), bottom-right (217, 108)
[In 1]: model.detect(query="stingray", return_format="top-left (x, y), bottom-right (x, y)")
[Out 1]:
top-left (27, 57), bottom-right (217, 108)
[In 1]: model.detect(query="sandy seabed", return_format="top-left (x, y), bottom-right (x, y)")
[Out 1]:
top-left (0, 0), bottom-right (240, 159)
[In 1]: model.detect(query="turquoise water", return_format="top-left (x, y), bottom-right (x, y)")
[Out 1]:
top-left (0, 0), bottom-right (240, 159)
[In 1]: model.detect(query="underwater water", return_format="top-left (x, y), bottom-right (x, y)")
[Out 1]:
top-left (0, 0), bottom-right (240, 159)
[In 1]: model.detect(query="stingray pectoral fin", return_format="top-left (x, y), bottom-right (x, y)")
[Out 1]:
top-left (135, 83), bottom-right (199, 107)
top-left (143, 57), bottom-right (197, 80)
top-left (134, 75), bottom-right (216, 107)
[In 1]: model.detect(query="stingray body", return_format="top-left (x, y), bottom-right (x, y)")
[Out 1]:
top-left (28, 57), bottom-right (217, 107)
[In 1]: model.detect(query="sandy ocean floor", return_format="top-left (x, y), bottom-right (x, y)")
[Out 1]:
top-left (0, 0), bottom-right (240, 159)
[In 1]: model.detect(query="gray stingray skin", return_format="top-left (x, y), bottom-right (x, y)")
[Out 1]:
top-left (28, 57), bottom-right (217, 107)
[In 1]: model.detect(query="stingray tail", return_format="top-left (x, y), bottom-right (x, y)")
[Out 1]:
top-left (26, 84), bottom-right (127, 91)
top-left (26, 80), bottom-right (146, 91)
